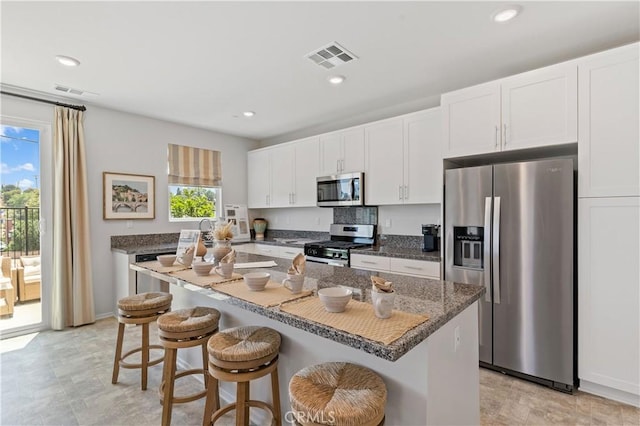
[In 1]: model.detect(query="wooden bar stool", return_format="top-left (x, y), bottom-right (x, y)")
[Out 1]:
top-left (158, 306), bottom-right (221, 426)
top-left (288, 362), bottom-right (387, 426)
top-left (112, 292), bottom-right (173, 391)
top-left (203, 326), bottom-right (282, 426)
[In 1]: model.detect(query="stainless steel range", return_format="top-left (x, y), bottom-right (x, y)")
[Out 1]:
top-left (304, 224), bottom-right (376, 267)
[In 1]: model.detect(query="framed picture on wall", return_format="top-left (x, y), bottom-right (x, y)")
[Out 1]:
top-left (103, 172), bottom-right (155, 219)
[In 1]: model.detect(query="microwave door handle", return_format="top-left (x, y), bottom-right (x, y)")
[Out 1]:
top-left (493, 196), bottom-right (501, 304)
top-left (483, 197), bottom-right (491, 302)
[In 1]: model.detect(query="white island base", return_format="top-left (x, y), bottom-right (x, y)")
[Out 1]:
top-left (171, 284), bottom-right (480, 426)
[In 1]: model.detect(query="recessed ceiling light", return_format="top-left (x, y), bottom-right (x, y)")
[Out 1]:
top-left (328, 75), bottom-right (346, 85)
top-left (242, 111), bottom-right (255, 117)
top-left (491, 5), bottom-right (522, 23)
top-left (55, 55), bottom-right (81, 67)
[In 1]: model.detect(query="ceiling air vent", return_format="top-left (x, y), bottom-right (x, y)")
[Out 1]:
top-left (54, 84), bottom-right (85, 96)
top-left (305, 42), bottom-right (358, 69)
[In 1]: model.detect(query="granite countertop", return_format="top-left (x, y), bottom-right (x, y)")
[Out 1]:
top-left (132, 252), bottom-right (483, 361)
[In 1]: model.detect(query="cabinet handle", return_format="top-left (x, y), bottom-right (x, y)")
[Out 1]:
top-left (403, 265), bottom-right (423, 271)
top-left (266, 195), bottom-right (270, 205)
top-left (341, 159), bottom-right (345, 171)
top-left (503, 123), bottom-right (507, 146)
top-left (361, 260), bottom-right (378, 265)
top-left (399, 185), bottom-right (403, 200)
top-left (404, 185), bottom-right (408, 200)
top-left (337, 159), bottom-right (340, 172)
top-left (292, 193), bottom-right (296, 204)
top-left (495, 125), bottom-right (499, 149)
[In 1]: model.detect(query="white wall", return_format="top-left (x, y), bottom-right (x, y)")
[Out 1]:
top-left (1, 93), bottom-right (258, 319)
top-left (252, 204), bottom-right (441, 236)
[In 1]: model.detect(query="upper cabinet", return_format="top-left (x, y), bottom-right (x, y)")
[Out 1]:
top-left (442, 62), bottom-right (577, 158)
top-left (319, 127), bottom-right (365, 175)
top-left (248, 138), bottom-right (319, 209)
top-left (365, 108), bottom-right (442, 206)
top-left (578, 43), bottom-right (639, 198)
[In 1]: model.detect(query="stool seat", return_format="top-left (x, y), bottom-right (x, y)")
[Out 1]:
top-left (289, 362), bottom-right (387, 426)
top-left (157, 306), bottom-right (220, 333)
top-left (118, 292), bottom-right (172, 311)
top-left (207, 325), bottom-right (281, 362)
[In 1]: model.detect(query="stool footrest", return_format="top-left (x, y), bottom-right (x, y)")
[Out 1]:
top-left (159, 368), bottom-right (208, 404)
top-left (210, 400), bottom-right (277, 426)
top-left (119, 345), bottom-right (164, 369)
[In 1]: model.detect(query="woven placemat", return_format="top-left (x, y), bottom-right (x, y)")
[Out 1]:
top-left (280, 297), bottom-right (429, 345)
top-left (168, 269), bottom-right (243, 287)
top-left (135, 260), bottom-right (187, 274)
top-left (213, 280), bottom-right (312, 307)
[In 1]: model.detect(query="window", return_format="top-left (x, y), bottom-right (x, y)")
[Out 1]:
top-left (167, 144), bottom-right (222, 222)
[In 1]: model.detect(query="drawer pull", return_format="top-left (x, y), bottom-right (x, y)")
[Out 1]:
top-left (403, 266), bottom-right (423, 271)
top-left (361, 260), bottom-right (378, 265)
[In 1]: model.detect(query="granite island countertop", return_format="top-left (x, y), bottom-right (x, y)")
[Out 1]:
top-left (132, 252), bottom-right (483, 361)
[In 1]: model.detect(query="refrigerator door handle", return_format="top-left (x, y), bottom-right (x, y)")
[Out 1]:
top-left (493, 196), bottom-right (501, 304)
top-left (483, 197), bottom-right (492, 302)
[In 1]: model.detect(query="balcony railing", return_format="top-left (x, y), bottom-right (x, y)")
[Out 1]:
top-left (0, 207), bottom-right (40, 258)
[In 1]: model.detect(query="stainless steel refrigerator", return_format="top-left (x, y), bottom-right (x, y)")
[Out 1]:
top-left (444, 158), bottom-right (575, 392)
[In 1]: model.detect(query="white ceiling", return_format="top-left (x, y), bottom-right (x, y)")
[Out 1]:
top-left (1, 1), bottom-right (639, 143)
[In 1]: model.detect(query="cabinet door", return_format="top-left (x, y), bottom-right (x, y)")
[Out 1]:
top-left (293, 137), bottom-right (320, 207)
top-left (365, 118), bottom-right (404, 205)
top-left (578, 44), bottom-right (639, 197)
top-left (278, 246), bottom-right (304, 259)
top-left (247, 150), bottom-right (271, 208)
top-left (501, 63), bottom-right (577, 151)
top-left (578, 197), bottom-right (639, 395)
top-left (350, 254), bottom-right (390, 272)
top-left (269, 144), bottom-right (294, 207)
top-left (404, 108), bottom-right (442, 204)
top-left (441, 81), bottom-right (501, 158)
top-left (319, 132), bottom-right (343, 176)
top-left (389, 258), bottom-right (440, 279)
top-left (342, 127), bottom-right (365, 173)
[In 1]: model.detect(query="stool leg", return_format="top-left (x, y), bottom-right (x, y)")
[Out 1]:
top-left (142, 322), bottom-right (150, 390)
top-left (236, 381), bottom-right (250, 426)
top-left (161, 347), bottom-right (177, 426)
top-left (111, 322), bottom-right (125, 384)
top-left (270, 366), bottom-right (281, 425)
top-left (202, 370), bottom-right (218, 426)
top-left (201, 342), bottom-right (209, 385)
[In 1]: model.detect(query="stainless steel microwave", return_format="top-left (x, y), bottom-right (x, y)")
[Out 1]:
top-left (316, 172), bottom-right (364, 207)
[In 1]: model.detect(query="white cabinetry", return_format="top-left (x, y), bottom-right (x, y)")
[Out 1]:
top-left (442, 62), bottom-right (577, 158)
top-left (578, 197), bottom-right (640, 402)
top-left (251, 243), bottom-right (303, 259)
top-left (365, 108), bottom-right (442, 205)
top-left (319, 127), bottom-right (365, 175)
top-left (351, 254), bottom-right (440, 279)
top-left (247, 149), bottom-right (271, 208)
top-left (247, 138), bottom-right (319, 208)
top-left (578, 44), bottom-right (639, 198)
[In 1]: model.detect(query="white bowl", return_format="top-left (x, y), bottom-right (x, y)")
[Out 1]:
top-left (157, 254), bottom-right (177, 267)
top-left (192, 261), bottom-right (214, 276)
top-left (243, 272), bottom-right (270, 291)
top-left (318, 287), bottom-right (353, 313)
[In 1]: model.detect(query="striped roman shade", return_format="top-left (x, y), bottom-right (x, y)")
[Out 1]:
top-left (168, 144), bottom-right (222, 187)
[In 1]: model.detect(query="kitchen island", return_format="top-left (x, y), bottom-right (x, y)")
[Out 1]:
top-left (131, 252), bottom-right (484, 425)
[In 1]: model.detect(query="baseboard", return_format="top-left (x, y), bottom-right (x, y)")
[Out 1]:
top-left (176, 358), bottom-right (272, 425)
top-left (580, 380), bottom-right (640, 408)
top-left (95, 312), bottom-right (114, 321)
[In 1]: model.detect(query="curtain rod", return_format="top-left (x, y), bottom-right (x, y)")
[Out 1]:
top-left (1, 90), bottom-right (87, 111)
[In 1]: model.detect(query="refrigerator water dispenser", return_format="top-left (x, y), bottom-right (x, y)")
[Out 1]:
top-left (453, 226), bottom-right (484, 269)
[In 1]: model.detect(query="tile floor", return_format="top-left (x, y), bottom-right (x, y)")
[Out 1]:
top-left (1, 317), bottom-right (638, 425)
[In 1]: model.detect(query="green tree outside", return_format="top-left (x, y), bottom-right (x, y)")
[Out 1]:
top-left (169, 187), bottom-right (215, 218)
top-left (1, 184), bottom-right (40, 252)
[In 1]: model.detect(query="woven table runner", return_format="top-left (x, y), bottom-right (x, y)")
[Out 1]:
top-left (169, 269), bottom-right (243, 288)
top-left (280, 297), bottom-right (429, 345)
top-left (213, 280), bottom-right (312, 307)
top-left (135, 260), bottom-right (187, 274)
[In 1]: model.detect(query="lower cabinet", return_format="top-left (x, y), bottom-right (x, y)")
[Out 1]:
top-left (351, 254), bottom-right (440, 279)
top-left (234, 243), bottom-right (303, 260)
top-left (578, 197), bottom-right (640, 403)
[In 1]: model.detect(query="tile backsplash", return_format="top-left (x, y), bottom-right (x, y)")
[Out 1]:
top-left (333, 206), bottom-right (378, 225)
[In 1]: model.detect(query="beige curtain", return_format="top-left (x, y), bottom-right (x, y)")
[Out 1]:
top-left (52, 106), bottom-right (95, 329)
top-left (168, 143), bottom-right (222, 187)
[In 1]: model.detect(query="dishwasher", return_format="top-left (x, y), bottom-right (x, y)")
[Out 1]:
top-left (134, 251), bottom-right (175, 294)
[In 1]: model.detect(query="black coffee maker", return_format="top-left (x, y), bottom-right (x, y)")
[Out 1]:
top-left (422, 224), bottom-right (440, 252)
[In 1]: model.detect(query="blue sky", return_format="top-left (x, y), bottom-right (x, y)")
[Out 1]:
top-left (0, 125), bottom-right (40, 190)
